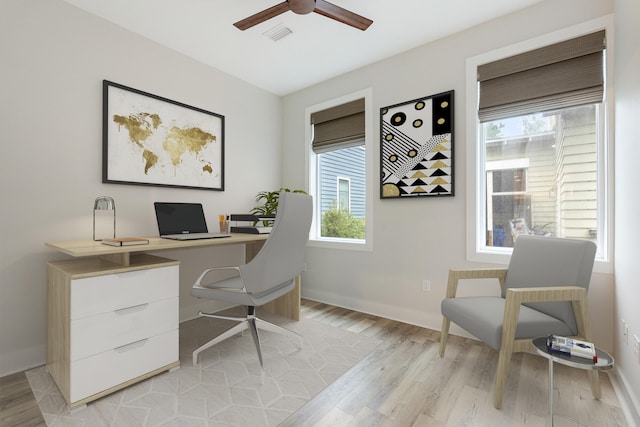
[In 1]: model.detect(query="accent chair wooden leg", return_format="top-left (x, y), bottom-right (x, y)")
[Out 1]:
top-left (588, 370), bottom-right (601, 399)
top-left (439, 317), bottom-right (450, 357)
top-left (493, 345), bottom-right (513, 409)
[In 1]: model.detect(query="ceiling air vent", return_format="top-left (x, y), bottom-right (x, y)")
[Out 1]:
top-left (263, 23), bottom-right (293, 42)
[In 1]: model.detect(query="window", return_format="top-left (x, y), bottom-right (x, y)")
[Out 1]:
top-left (337, 177), bottom-right (351, 211)
top-left (484, 107), bottom-right (598, 248)
top-left (486, 159), bottom-right (530, 247)
top-left (466, 17), bottom-right (613, 272)
top-left (306, 89), bottom-right (373, 250)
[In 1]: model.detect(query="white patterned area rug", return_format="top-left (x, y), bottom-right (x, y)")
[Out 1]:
top-left (27, 310), bottom-right (380, 426)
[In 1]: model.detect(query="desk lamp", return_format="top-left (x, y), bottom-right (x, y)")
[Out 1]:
top-left (93, 196), bottom-right (116, 241)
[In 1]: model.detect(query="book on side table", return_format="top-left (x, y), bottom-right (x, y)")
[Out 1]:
top-left (101, 237), bottom-right (149, 246)
top-left (546, 334), bottom-right (597, 362)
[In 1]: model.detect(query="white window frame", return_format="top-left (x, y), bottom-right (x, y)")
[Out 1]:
top-left (305, 88), bottom-right (374, 251)
top-left (465, 15), bottom-right (614, 274)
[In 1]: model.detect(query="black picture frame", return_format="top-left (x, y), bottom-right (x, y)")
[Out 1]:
top-left (380, 90), bottom-right (454, 199)
top-left (102, 80), bottom-right (225, 191)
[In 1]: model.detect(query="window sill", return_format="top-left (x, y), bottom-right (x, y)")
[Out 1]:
top-left (308, 237), bottom-right (372, 252)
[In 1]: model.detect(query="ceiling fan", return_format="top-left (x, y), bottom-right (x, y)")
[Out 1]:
top-left (234, 0), bottom-right (373, 31)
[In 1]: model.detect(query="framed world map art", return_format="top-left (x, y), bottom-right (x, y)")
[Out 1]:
top-left (380, 90), bottom-right (454, 199)
top-left (103, 80), bottom-right (224, 191)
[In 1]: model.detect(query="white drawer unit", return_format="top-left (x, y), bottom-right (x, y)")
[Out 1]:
top-left (47, 254), bottom-right (180, 409)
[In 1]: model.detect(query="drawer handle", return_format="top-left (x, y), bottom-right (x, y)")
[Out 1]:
top-left (114, 303), bottom-right (149, 315)
top-left (115, 338), bottom-right (149, 353)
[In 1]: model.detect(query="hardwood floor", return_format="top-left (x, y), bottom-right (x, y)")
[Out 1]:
top-left (0, 299), bottom-right (628, 426)
top-left (285, 300), bottom-right (627, 427)
top-left (0, 371), bottom-right (46, 426)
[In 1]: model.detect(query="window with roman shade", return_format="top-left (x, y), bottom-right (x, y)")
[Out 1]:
top-left (311, 98), bottom-right (365, 153)
top-left (477, 30), bottom-right (605, 122)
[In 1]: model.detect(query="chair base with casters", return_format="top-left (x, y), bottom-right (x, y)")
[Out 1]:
top-left (439, 236), bottom-right (599, 409)
top-left (192, 305), bottom-right (302, 367)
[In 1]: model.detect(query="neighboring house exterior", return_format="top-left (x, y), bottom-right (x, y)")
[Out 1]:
top-left (318, 145), bottom-right (366, 219)
top-left (486, 107), bottom-right (597, 247)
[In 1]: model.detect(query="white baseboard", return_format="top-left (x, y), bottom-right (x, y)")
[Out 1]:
top-left (0, 344), bottom-right (46, 378)
top-left (302, 288), bottom-right (445, 331)
top-left (609, 369), bottom-right (640, 427)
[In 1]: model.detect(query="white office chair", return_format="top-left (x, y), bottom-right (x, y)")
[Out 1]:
top-left (191, 191), bottom-right (312, 368)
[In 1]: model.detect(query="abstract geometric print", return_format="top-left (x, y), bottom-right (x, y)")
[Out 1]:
top-left (380, 91), bottom-right (454, 198)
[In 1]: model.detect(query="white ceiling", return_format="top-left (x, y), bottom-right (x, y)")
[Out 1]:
top-left (63, 0), bottom-right (543, 96)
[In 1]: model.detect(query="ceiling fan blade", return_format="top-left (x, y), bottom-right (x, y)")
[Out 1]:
top-left (233, 2), bottom-right (290, 31)
top-left (314, 0), bottom-right (373, 31)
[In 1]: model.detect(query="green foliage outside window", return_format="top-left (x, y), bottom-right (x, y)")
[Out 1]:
top-left (321, 207), bottom-right (365, 239)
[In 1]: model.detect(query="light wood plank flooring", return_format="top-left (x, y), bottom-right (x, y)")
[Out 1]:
top-left (0, 299), bottom-right (628, 426)
top-left (0, 371), bottom-right (46, 426)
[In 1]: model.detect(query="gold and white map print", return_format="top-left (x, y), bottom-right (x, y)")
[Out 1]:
top-left (104, 81), bottom-right (224, 190)
top-left (380, 91), bottom-right (453, 198)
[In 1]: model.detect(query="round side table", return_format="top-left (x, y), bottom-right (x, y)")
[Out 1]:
top-left (532, 336), bottom-right (614, 427)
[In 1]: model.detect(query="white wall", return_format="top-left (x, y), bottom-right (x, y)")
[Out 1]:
top-left (0, 0), bottom-right (282, 376)
top-left (283, 0), bottom-right (616, 349)
top-left (614, 0), bottom-right (640, 422)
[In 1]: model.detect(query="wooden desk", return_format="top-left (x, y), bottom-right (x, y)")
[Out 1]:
top-left (45, 234), bottom-right (300, 321)
top-left (45, 234), bottom-right (300, 408)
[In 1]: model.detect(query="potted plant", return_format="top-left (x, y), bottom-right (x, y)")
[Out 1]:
top-left (250, 188), bottom-right (306, 225)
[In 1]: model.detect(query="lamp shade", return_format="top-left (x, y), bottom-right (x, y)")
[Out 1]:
top-left (94, 196), bottom-right (116, 211)
top-left (93, 196), bottom-right (116, 240)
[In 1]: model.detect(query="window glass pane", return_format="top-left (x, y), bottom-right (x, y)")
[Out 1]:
top-left (483, 105), bottom-right (598, 248)
top-left (338, 178), bottom-right (350, 211)
top-left (492, 169), bottom-right (526, 193)
top-left (317, 145), bottom-right (366, 240)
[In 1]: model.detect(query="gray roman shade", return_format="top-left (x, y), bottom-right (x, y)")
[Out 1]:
top-left (478, 30), bottom-right (605, 122)
top-left (311, 98), bottom-right (365, 153)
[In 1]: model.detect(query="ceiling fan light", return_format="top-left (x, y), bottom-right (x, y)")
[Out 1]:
top-left (288, 0), bottom-right (315, 15)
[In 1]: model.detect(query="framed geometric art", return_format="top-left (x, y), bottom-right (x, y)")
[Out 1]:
top-left (380, 90), bottom-right (454, 199)
top-left (103, 80), bottom-right (224, 191)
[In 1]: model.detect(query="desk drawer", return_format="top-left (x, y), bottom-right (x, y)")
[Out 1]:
top-left (70, 297), bottom-right (178, 361)
top-left (69, 329), bottom-right (178, 403)
top-left (71, 265), bottom-right (178, 319)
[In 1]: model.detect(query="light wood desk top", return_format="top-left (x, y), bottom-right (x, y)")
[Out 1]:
top-left (46, 234), bottom-right (269, 266)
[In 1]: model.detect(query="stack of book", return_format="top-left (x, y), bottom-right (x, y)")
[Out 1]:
top-left (546, 334), bottom-right (597, 362)
top-left (229, 214), bottom-right (275, 234)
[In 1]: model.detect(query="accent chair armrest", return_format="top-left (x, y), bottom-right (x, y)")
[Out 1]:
top-left (446, 268), bottom-right (508, 298)
top-left (503, 285), bottom-right (591, 341)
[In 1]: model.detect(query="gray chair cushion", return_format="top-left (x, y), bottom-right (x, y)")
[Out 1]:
top-left (502, 235), bottom-right (596, 333)
top-left (239, 192), bottom-right (312, 295)
top-left (441, 296), bottom-right (575, 350)
top-left (191, 192), bottom-right (312, 307)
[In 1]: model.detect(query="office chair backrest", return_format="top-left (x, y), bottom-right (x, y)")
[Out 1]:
top-left (239, 192), bottom-right (312, 297)
top-left (502, 235), bottom-right (597, 334)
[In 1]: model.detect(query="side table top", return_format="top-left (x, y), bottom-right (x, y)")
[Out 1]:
top-left (532, 336), bottom-right (614, 371)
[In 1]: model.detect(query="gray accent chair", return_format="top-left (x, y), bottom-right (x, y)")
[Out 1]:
top-left (439, 235), bottom-right (599, 409)
top-left (191, 192), bottom-right (312, 368)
